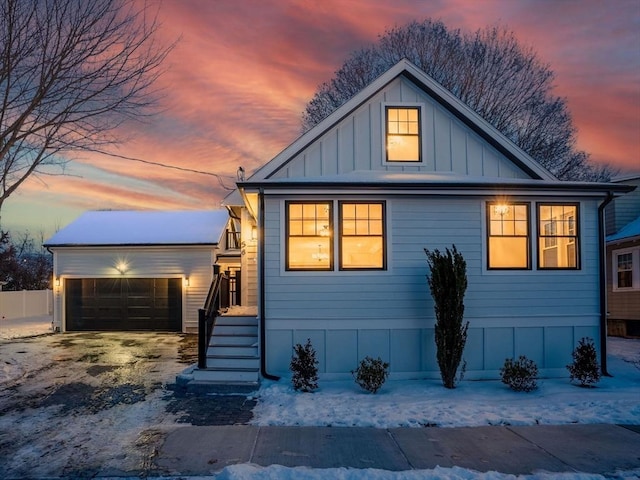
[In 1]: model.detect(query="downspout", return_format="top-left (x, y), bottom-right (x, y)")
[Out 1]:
top-left (258, 187), bottom-right (280, 381)
top-left (598, 192), bottom-right (614, 377)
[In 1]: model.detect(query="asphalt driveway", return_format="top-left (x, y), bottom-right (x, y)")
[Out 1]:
top-left (0, 331), bottom-right (255, 478)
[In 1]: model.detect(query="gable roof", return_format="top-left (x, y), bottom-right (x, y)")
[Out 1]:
top-left (44, 210), bottom-right (229, 247)
top-left (246, 59), bottom-right (556, 183)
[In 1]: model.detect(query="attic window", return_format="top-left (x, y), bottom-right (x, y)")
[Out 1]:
top-left (386, 107), bottom-right (421, 162)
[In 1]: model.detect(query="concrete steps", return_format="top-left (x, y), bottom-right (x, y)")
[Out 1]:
top-left (195, 315), bottom-right (260, 384)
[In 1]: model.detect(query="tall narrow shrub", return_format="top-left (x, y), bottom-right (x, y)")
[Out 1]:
top-left (425, 246), bottom-right (469, 389)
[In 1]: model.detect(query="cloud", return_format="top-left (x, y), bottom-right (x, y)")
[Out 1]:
top-left (4, 0), bottom-right (639, 235)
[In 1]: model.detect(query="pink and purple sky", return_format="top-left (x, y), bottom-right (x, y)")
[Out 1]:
top-left (2, 0), bottom-right (639, 239)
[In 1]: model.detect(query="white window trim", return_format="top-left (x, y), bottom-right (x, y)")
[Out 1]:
top-left (381, 102), bottom-right (426, 166)
top-left (612, 246), bottom-right (640, 291)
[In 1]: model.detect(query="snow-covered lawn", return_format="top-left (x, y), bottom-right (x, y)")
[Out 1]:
top-left (214, 464), bottom-right (640, 480)
top-left (240, 336), bottom-right (640, 479)
top-left (251, 339), bottom-right (640, 429)
top-left (1, 317), bottom-right (639, 479)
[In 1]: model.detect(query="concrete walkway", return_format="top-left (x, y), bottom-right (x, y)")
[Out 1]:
top-left (155, 423), bottom-right (640, 476)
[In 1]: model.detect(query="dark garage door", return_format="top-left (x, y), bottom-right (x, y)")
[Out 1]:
top-left (65, 278), bottom-right (182, 331)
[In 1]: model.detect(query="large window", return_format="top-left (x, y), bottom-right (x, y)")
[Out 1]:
top-left (538, 204), bottom-right (579, 269)
top-left (613, 248), bottom-right (639, 290)
top-left (487, 203), bottom-right (530, 269)
top-left (286, 201), bottom-right (386, 272)
top-left (340, 202), bottom-right (385, 270)
top-left (386, 107), bottom-right (421, 162)
top-left (286, 202), bottom-right (332, 270)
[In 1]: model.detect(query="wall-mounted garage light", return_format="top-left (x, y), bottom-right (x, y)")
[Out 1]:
top-left (184, 277), bottom-right (190, 287)
top-left (115, 261), bottom-right (129, 275)
top-left (251, 226), bottom-right (258, 242)
top-left (54, 277), bottom-right (60, 287)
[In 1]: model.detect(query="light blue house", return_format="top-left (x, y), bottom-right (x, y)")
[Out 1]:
top-left (209, 60), bottom-right (634, 382)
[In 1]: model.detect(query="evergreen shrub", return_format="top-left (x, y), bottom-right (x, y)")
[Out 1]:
top-left (290, 338), bottom-right (319, 392)
top-left (351, 356), bottom-right (390, 394)
top-left (567, 337), bottom-right (601, 387)
top-left (425, 245), bottom-right (468, 389)
top-left (500, 355), bottom-right (538, 392)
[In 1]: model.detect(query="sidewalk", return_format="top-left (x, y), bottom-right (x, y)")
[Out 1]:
top-left (154, 423), bottom-right (640, 476)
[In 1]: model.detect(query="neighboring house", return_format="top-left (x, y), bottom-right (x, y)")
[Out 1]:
top-left (606, 175), bottom-right (640, 337)
top-left (45, 210), bottom-right (235, 333)
top-left (210, 59), bottom-right (633, 383)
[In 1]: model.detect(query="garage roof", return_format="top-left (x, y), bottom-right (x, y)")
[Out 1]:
top-left (44, 210), bottom-right (229, 246)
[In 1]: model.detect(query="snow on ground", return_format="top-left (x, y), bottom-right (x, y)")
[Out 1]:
top-left (251, 337), bottom-right (640, 429)
top-left (0, 314), bottom-right (53, 340)
top-left (211, 464), bottom-right (640, 480)
top-left (2, 317), bottom-right (639, 479)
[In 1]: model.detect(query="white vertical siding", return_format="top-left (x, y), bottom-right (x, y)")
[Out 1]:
top-left (263, 195), bottom-right (601, 379)
top-left (52, 246), bottom-right (215, 332)
top-left (271, 77), bottom-right (531, 180)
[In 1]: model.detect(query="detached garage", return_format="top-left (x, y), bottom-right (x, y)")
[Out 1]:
top-left (45, 210), bottom-right (230, 333)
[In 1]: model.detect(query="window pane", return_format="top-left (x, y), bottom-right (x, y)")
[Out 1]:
top-left (487, 203), bottom-right (529, 269)
top-left (617, 253), bottom-right (633, 288)
top-left (342, 219), bottom-right (356, 235)
top-left (538, 204), bottom-right (579, 269)
top-left (289, 237), bottom-right (331, 269)
top-left (341, 237), bottom-right (383, 268)
top-left (340, 202), bottom-right (385, 270)
top-left (387, 107), bottom-right (420, 162)
top-left (287, 202), bottom-right (332, 270)
top-left (489, 237), bottom-right (528, 268)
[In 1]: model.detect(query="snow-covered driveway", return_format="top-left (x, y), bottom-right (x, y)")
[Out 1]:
top-left (0, 332), bottom-right (198, 478)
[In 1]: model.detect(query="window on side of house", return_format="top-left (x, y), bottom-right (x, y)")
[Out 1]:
top-left (386, 107), bottom-right (421, 162)
top-left (286, 201), bottom-right (332, 270)
top-left (613, 248), bottom-right (639, 290)
top-left (537, 204), bottom-right (579, 269)
top-left (340, 202), bottom-right (385, 270)
top-left (487, 203), bottom-right (530, 269)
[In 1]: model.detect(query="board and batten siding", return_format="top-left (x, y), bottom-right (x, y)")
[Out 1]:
top-left (52, 246), bottom-right (216, 332)
top-left (270, 76), bottom-right (529, 181)
top-left (263, 195), bottom-right (601, 379)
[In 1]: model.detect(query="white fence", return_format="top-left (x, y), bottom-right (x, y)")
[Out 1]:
top-left (0, 290), bottom-right (53, 319)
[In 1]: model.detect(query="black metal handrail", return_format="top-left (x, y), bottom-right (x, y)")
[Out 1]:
top-left (198, 271), bottom-right (230, 369)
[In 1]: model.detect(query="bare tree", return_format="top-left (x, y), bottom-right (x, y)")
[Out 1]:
top-left (302, 20), bottom-right (615, 181)
top-left (0, 230), bottom-right (52, 290)
top-left (0, 0), bottom-right (173, 213)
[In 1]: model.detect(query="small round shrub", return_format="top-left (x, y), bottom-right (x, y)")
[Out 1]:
top-left (290, 338), bottom-right (319, 392)
top-left (500, 355), bottom-right (538, 392)
top-left (567, 337), bottom-right (601, 388)
top-left (351, 356), bottom-right (390, 394)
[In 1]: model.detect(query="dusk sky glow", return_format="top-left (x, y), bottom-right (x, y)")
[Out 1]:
top-left (2, 0), bottom-right (639, 239)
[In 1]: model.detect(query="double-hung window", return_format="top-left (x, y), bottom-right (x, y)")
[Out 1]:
top-left (340, 202), bottom-right (385, 270)
top-left (613, 248), bottom-right (639, 290)
top-left (286, 201), bottom-right (386, 271)
top-left (617, 252), bottom-right (633, 288)
top-left (286, 202), bottom-right (332, 270)
top-left (386, 106), bottom-right (421, 162)
top-left (487, 203), bottom-right (530, 269)
top-left (537, 204), bottom-right (579, 269)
